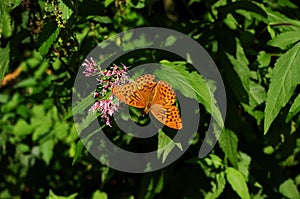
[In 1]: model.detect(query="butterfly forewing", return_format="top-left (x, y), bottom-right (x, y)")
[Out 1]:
top-left (154, 80), bottom-right (176, 106)
top-left (112, 74), bottom-right (156, 108)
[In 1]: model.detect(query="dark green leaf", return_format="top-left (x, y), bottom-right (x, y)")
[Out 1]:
top-left (219, 129), bottom-right (238, 168)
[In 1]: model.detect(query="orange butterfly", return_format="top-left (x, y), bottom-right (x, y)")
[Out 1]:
top-left (112, 74), bottom-right (182, 129)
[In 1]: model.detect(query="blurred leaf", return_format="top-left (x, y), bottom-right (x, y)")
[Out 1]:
top-left (104, 0), bottom-right (114, 7)
top-left (139, 171), bottom-right (164, 199)
top-left (14, 78), bottom-right (37, 88)
top-left (157, 129), bottom-right (182, 163)
top-left (47, 190), bottom-right (78, 199)
top-left (72, 140), bottom-right (84, 165)
top-left (0, 94), bottom-right (9, 103)
top-left (279, 179), bottom-right (300, 199)
top-left (0, 45), bottom-right (10, 82)
top-left (219, 129), bottom-right (238, 168)
top-left (92, 190), bottom-right (108, 199)
top-left (87, 16), bottom-right (112, 24)
top-left (40, 138), bottom-right (54, 165)
top-left (226, 167), bottom-right (250, 199)
top-left (264, 42), bottom-right (300, 134)
top-left (286, 94), bottom-right (300, 122)
top-left (14, 119), bottom-right (32, 136)
top-left (268, 31), bottom-right (300, 50)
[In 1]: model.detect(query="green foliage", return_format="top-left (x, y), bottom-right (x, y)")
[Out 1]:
top-left (1, 0), bottom-right (300, 198)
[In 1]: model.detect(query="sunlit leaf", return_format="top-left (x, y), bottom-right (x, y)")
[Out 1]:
top-left (268, 30), bottom-right (300, 50)
top-left (226, 167), bottom-right (250, 199)
top-left (47, 190), bottom-right (78, 199)
top-left (92, 190), bottom-right (108, 199)
top-left (279, 179), bottom-right (300, 199)
top-left (286, 94), bottom-right (300, 122)
top-left (0, 45), bottom-right (10, 82)
top-left (264, 42), bottom-right (300, 134)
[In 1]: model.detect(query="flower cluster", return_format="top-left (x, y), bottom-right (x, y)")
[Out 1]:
top-left (82, 58), bottom-right (129, 127)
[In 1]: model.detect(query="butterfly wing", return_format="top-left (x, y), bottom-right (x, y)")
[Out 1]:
top-left (150, 80), bottom-right (182, 129)
top-left (112, 74), bottom-right (156, 108)
top-left (150, 104), bottom-right (183, 129)
top-left (153, 80), bottom-right (176, 106)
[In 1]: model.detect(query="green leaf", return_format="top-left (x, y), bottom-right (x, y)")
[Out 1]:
top-left (264, 42), bottom-right (300, 134)
top-left (47, 190), bottom-right (78, 199)
top-left (0, 45), bottom-right (10, 82)
top-left (257, 51), bottom-right (271, 68)
top-left (286, 94), bottom-right (300, 122)
top-left (104, 0), bottom-right (114, 7)
top-left (40, 138), bottom-right (54, 165)
top-left (279, 179), bottom-right (300, 199)
top-left (268, 31), bottom-right (300, 50)
top-left (227, 40), bottom-right (266, 109)
top-left (266, 9), bottom-right (300, 31)
top-left (0, 7), bottom-right (12, 38)
top-left (72, 94), bottom-right (95, 116)
top-left (92, 190), bottom-right (108, 199)
top-left (226, 167), bottom-right (250, 199)
top-left (59, 0), bottom-right (73, 20)
top-left (218, 129), bottom-right (238, 168)
top-left (237, 152), bottom-right (251, 181)
top-left (157, 130), bottom-right (182, 163)
top-left (139, 171), bottom-right (164, 199)
top-left (221, 1), bottom-right (267, 18)
top-left (87, 16), bottom-right (112, 24)
top-left (14, 78), bottom-right (37, 88)
top-left (38, 21), bottom-right (60, 56)
top-left (157, 60), bottom-right (224, 128)
top-left (14, 119), bottom-right (32, 136)
top-left (72, 140), bottom-right (84, 165)
top-left (205, 172), bottom-right (226, 199)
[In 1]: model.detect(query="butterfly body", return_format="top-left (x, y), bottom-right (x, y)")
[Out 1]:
top-left (112, 74), bottom-right (182, 129)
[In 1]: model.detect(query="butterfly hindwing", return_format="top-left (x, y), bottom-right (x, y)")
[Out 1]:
top-left (150, 104), bottom-right (182, 129)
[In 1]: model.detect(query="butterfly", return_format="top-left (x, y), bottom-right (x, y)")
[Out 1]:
top-left (112, 74), bottom-right (182, 129)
